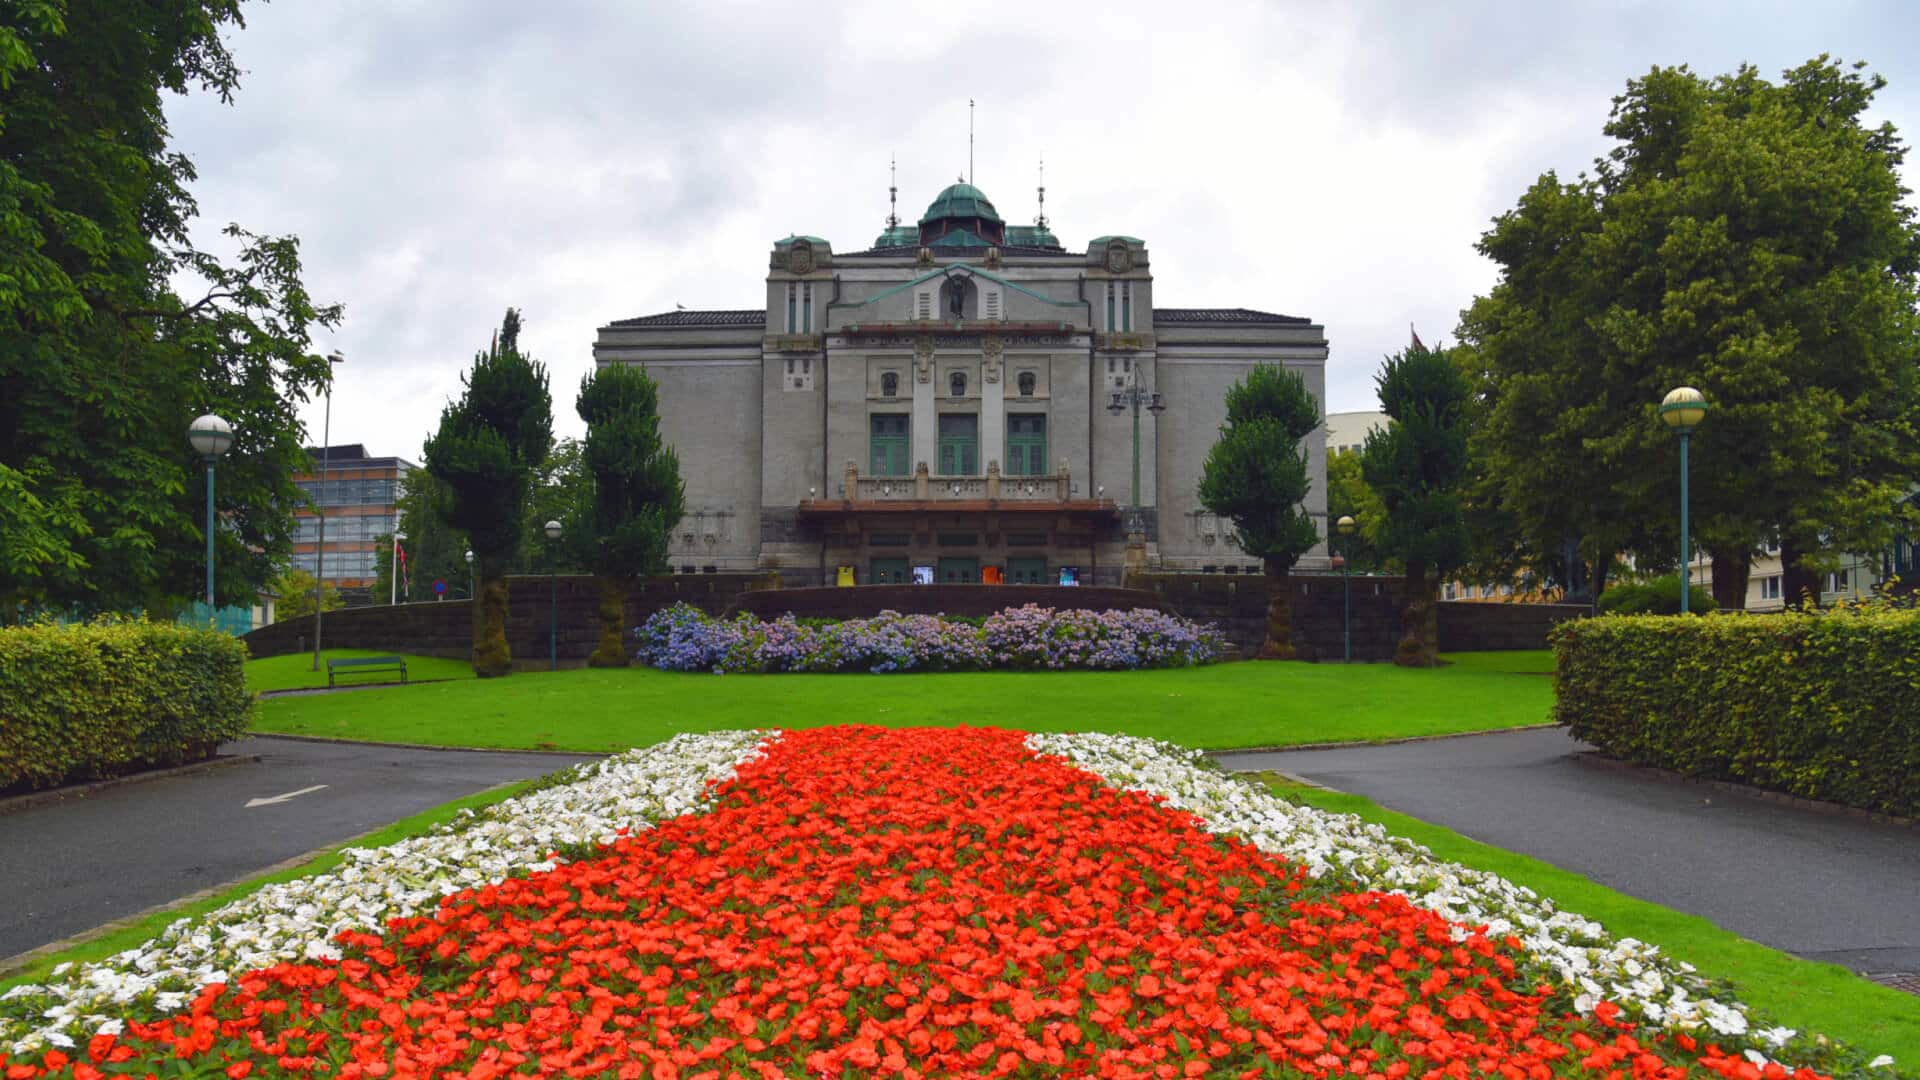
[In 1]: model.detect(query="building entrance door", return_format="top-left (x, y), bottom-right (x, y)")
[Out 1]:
top-left (937, 557), bottom-right (980, 584)
top-left (870, 557), bottom-right (910, 584)
top-left (1006, 556), bottom-right (1049, 585)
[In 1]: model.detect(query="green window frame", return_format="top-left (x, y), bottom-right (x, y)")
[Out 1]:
top-left (870, 414), bottom-right (909, 476)
top-left (1006, 413), bottom-right (1047, 476)
top-left (938, 414), bottom-right (978, 476)
top-left (1007, 556), bottom-right (1048, 585)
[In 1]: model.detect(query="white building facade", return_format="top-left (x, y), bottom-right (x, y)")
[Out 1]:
top-left (593, 182), bottom-right (1330, 586)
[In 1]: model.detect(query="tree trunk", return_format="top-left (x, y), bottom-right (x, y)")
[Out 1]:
top-left (588, 574), bottom-right (629, 668)
top-left (1395, 559), bottom-right (1440, 667)
top-left (1778, 535), bottom-right (1822, 610)
top-left (1707, 543), bottom-right (1750, 611)
top-left (1259, 558), bottom-right (1297, 660)
top-left (473, 574), bottom-right (512, 677)
top-left (1588, 548), bottom-right (1615, 603)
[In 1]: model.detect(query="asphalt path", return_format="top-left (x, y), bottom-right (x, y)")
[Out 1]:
top-left (0, 737), bottom-right (596, 962)
top-left (1213, 727), bottom-right (1920, 977)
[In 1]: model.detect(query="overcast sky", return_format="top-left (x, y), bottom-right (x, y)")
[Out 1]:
top-left (164, 0), bottom-right (1920, 458)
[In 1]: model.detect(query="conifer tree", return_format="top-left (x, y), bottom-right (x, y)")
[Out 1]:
top-left (573, 364), bottom-right (685, 666)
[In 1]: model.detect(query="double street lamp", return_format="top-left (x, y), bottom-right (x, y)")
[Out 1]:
top-left (1659, 387), bottom-right (1709, 613)
top-left (1106, 373), bottom-right (1166, 537)
top-left (544, 520), bottom-right (563, 671)
top-left (187, 414), bottom-right (234, 611)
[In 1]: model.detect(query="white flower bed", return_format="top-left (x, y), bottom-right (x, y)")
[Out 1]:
top-left (1027, 731), bottom-right (1887, 1070)
top-left (0, 730), bottom-right (772, 1056)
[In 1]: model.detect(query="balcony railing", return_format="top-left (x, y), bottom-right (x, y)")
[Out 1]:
top-left (843, 463), bottom-right (1074, 503)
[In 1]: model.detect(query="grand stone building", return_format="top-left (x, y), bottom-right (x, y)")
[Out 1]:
top-left (592, 182), bottom-right (1330, 586)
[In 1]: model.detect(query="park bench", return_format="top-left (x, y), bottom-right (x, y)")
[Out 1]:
top-left (326, 655), bottom-right (408, 688)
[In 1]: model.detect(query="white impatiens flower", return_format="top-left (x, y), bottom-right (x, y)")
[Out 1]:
top-left (1026, 731), bottom-right (1884, 1075)
top-left (0, 730), bottom-right (773, 1054)
top-left (1869, 1055), bottom-right (1897, 1069)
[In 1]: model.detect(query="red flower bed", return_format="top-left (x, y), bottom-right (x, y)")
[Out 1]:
top-left (4, 727), bottom-right (1825, 1079)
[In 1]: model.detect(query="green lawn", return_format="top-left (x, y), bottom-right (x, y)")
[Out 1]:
top-left (1258, 774), bottom-right (1920, 1068)
top-left (251, 653), bottom-right (1555, 752)
top-left (245, 649), bottom-right (477, 693)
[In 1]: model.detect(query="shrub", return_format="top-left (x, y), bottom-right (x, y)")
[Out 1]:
top-left (634, 603), bottom-right (1225, 674)
top-left (0, 618), bottom-right (252, 793)
top-left (1551, 607), bottom-right (1920, 817)
top-left (1594, 575), bottom-right (1717, 615)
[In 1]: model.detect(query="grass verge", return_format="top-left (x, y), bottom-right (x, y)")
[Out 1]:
top-left (251, 654), bottom-right (1556, 752)
top-left (1254, 773), bottom-right (1920, 1064)
top-left (245, 649), bottom-right (476, 694)
top-left (0, 773), bottom-right (555, 991)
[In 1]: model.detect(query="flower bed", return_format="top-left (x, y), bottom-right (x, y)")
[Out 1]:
top-left (634, 602), bottom-right (1225, 673)
top-left (1, 726), bottom-right (1895, 1080)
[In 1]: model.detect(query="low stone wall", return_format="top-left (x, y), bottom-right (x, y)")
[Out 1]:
top-left (241, 573), bottom-right (771, 664)
top-left (1437, 601), bottom-right (1592, 652)
top-left (1132, 572), bottom-right (1402, 661)
top-left (726, 585), bottom-right (1168, 622)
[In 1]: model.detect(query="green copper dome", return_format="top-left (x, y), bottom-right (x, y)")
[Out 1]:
top-left (919, 183), bottom-right (1003, 225)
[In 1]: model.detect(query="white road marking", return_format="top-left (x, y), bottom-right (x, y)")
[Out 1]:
top-left (245, 784), bottom-right (330, 808)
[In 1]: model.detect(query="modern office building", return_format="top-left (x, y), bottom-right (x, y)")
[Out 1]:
top-left (291, 444), bottom-right (414, 601)
top-left (592, 180), bottom-right (1331, 586)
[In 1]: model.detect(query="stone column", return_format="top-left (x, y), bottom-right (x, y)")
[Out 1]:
top-left (912, 340), bottom-right (937, 470)
top-left (980, 336), bottom-right (1005, 477)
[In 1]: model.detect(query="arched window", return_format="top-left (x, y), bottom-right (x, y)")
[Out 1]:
top-left (881, 371), bottom-right (898, 398)
top-left (950, 371), bottom-right (968, 397)
top-left (1017, 371), bottom-right (1036, 397)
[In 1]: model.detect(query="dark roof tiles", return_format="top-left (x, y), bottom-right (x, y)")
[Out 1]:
top-left (607, 309), bottom-right (766, 328)
top-left (1153, 307), bottom-right (1311, 326)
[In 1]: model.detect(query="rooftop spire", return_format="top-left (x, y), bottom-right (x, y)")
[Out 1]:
top-left (1035, 154), bottom-right (1048, 231)
top-left (968, 99), bottom-right (975, 185)
top-left (886, 153), bottom-right (899, 229)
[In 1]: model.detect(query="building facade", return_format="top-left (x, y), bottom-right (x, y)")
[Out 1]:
top-left (292, 444), bottom-right (414, 601)
top-left (593, 182), bottom-right (1330, 586)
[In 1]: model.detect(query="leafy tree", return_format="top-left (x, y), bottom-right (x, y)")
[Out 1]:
top-left (423, 310), bottom-right (553, 676)
top-left (1198, 365), bottom-right (1322, 659)
top-left (272, 568), bottom-right (341, 620)
top-left (1325, 448), bottom-right (1389, 574)
top-left (1364, 344), bottom-right (1472, 667)
top-left (0, 1), bottom-right (341, 620)
top-left (515, 437), bottom-right (592, 576)
top-left (572, 365), bottom-right (685, 666)
top-left (1463, 57), bottom-right (1920, 610)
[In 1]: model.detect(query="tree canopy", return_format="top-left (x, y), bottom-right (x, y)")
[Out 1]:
top-left (0, 1), bottom-right (340, 620)
top-left (1461, 56), bottom-right (1920, 607)
top-left (1198, 365), bottom-right (1322, 659)
top-left (573, 363), bottom-right (685, 665)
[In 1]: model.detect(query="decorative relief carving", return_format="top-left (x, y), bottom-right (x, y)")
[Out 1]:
top-left (916, 246), bottom-right (935, 268)
top-left (982, 334), bottom-right (1003, 383)
top-left (983, 246), bottom-right (1003, 269)
top-left (1104, 239), bottom-right (1133, 274)
top-left (787, 239), bottom-right (815, 276)
top-left (914, 337), bottom-right (934, 383)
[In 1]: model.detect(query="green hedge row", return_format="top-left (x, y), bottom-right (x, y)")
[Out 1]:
top-left (0, 619), bottom-right (252, 793)
top-left (1551, 610), bottom-right (1920, 818)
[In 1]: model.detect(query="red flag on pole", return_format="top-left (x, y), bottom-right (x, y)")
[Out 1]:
top-left (1410, 323), bottom-right (1426, 351)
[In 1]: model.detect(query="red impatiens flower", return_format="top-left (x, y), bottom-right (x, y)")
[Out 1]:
top-left (0, 727), bottom-right (1826, 1080)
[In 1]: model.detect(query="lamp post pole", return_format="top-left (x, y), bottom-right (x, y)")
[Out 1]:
top-left (1337, 515), bottom-right (1356, 662)
top-left (464, 548), bottom-right (475, 601)
top-left (1660, 386), bottom-right (1709, 614)
top-left (312, 351), bottom-right (342, 671)
top-left (544, 520), bottom-right (562, 671)
top-left (391, 532), bottom-right (406, 605)
top-left (1107, 373), bottom-right (1166, 538)
top-left (188, 415), bottom-right (234, 613)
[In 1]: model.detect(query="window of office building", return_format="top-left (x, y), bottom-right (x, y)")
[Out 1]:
top-left (869, 414), bottom-right (909, 476)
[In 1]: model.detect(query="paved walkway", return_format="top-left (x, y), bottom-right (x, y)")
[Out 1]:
top-left (0, 738), bottom-right (597, 962)
top-left (1213, 728), bottom-right (1920, 977)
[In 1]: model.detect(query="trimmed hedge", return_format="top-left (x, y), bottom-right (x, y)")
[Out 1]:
top-left (1594, 575), bottom-right (1716, 616)
top-left (0, 619), bottom-right (252, 793)
top-left (1551, 610), bottom-right (1920, 817)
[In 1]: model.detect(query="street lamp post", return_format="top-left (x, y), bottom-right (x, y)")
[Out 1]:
top-left (188, 414), bottom-right (234, 612)
top-left (544, 520), bottom-right (562, 671)
top-left (391, 531), bottom-right (407, 605)
top-left (464, 548), bottom-right (475, 601)
top-left (1337, 515), bottom-right (1357, 662)
top-left (313, 351), bottom-right (343, 671)
top-left (1659, 387), bottom-right (1709, 614)
top-left (1106, 372), bottom-right (1166, 539)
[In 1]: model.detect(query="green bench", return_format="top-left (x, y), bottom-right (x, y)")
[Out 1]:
top-left (326, 655), bottom-right (409, 688)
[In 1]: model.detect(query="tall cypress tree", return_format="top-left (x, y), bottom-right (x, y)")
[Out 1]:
top-left (1198, 365), bottom-right (1322, 659)
top-left (573, 364), bottom-right (685, 666)
top-left (1364, 344), bottom-right (1472, 667)
top-left (423, 309), bottom-right (551, 676)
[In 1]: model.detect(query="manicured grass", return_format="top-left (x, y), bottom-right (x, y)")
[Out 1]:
top-left (1255, 774), bottom-right (1920, 1066)
top-left (1440, 649), bottom-right (1558, 674)
top-left (244, 649), bottom-right (476, 693)
top-left (0, 772), bottom-right (556, 991)
top-left (251, 653), bottom-right (1556, 752)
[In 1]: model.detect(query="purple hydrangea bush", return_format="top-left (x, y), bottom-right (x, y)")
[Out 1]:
top-left (634, 603), bottom-right (1224, 674)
